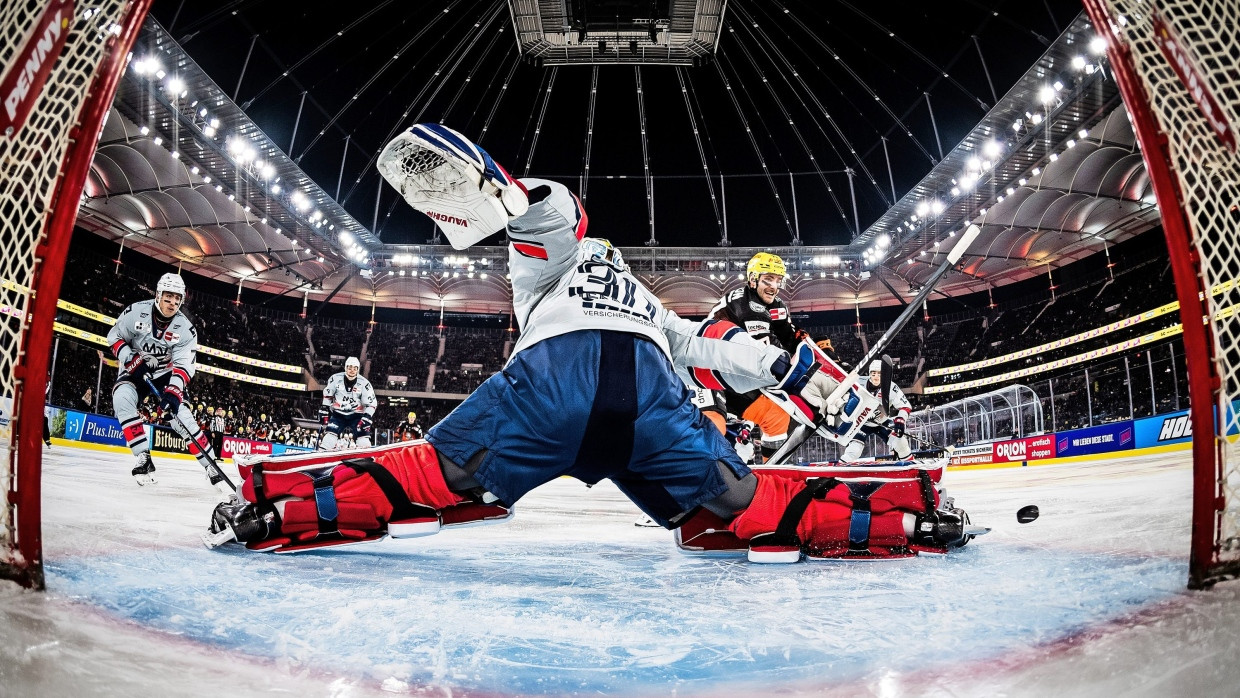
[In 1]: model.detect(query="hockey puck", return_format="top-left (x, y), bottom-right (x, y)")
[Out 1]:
top-left (1016, 505), bottom-right (1040, 524)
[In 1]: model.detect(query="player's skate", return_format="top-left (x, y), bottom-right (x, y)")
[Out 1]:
top-left (377, 123), bottom-right (529, 250)
top-left (131, 452), bottom-right (156, 486)
top-left (202, 461), bottom-right (236, 496)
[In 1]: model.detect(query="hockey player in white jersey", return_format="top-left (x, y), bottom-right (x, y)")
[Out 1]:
top-left (106, 273), bottom-right (230, 492)
top-left (839, 358), bottom-right (914, 462)
top-left (317, 356), bottom-right (377, 450)
top-left (206, 124), bottom-right (972, 560)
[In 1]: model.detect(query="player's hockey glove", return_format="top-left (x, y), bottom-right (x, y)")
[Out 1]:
top-left (123, 352), bottom-right (159, 381)
top-left (318, 405), bottom-right (331, 426)
top-left (358, 415), bottom-right (374, 436)
top-left (769, 343), bottom-right (840, 423)
top-left (160, 384), bottom-right (184, 415)
top-left (891, 416), bottom-right (906, 437)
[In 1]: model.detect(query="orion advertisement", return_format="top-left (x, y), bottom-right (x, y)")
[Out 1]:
top-left (1055, 421), bottom-right (1135, 458)
top-left (991, 434), bottom-right (1056, 463)
top-left (222, 436), bottom-right (274, 459)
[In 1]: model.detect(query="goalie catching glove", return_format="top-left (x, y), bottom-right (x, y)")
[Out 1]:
top-left (376, 123), bottom-right (529, 250)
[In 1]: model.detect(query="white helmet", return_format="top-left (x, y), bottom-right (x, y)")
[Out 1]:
top-left (345, 357), bottom-right (361, 369)
top-left (156, 273), bottom-right (186, 298)
top-left (869, 360), bottom-right (884, 373)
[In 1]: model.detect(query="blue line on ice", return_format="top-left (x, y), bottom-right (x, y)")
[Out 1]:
top-left (46, 537), bottom-right (1183, 695)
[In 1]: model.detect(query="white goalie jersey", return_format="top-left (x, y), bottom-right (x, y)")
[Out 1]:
top-left (507, 178), bottom-right (789, 395)
top-left (322, 373), bottom-right (377, 417)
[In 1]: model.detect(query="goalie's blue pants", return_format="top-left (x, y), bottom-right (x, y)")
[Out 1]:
top-left (427, 329), bottom-right (750, 527)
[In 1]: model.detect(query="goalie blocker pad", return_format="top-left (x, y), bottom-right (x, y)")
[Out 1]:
top-left (674, 457), bottom-right (947, 560)
top-left (217, 441), bottom-right (512, 553)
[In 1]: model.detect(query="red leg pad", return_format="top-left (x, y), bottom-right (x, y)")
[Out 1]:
top-left (729, 473), bottom-right (917, 555)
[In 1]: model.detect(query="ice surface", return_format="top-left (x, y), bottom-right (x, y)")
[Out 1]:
top-left (3, 447), bottom-right (1240, 697)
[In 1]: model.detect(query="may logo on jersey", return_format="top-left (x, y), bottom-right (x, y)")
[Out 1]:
top-left (769, 307), bottom-right (788, 321)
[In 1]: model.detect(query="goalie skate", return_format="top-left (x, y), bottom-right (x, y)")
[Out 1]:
top-left (377, 123), bottom-right (528, 250)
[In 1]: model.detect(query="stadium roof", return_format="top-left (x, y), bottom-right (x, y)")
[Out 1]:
top-left (75, 1), bottom-right (1161, 315)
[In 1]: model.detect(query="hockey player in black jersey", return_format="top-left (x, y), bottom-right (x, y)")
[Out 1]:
top-left (704, 253), bottom-right (803, 459)
top-left (395, 411), bottom-right (423, 441)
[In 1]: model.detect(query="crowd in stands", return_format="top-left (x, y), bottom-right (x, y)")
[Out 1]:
top-left (309, 321), bottom-right (370, 384)
top-left (366, 325), bottom-right (440, 389)
top-left (374, 397), bottom-right (462, 439)
top-left (47, 231), bottom-right (1192, 451)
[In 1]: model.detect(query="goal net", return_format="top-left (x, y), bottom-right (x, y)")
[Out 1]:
top-left (1083, 0), bottom-right (1240, 588)
top-left (0, 0), bottom-right (151, 589)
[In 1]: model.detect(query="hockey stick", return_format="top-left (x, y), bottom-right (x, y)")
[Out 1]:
top-left (835, 224), bottom-right (981, 403)
top-left (766, 225), bottom-right (982, 465)
top-left (143, 374), bottom-right (237, 493)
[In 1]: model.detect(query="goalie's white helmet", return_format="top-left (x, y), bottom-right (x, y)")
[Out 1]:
top-left (156, 273), bottom-right (186, 299)
top-left (582, 237), bottom-right (627, 271)
top-left (345, 357), bottom-right (361, 369)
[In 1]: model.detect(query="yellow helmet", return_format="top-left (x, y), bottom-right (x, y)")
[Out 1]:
top-left (407, 411), bottom-right (417, 422)
top-left (746, 252), bottom-right (786, 280)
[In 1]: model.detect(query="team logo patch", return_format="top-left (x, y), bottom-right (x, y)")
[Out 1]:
top-left (165, 332), bottom-right (181, 342)
top-left (749, 301), bottom-right (767, 313)
top-left (769, 307), bottom-right (788, 321)
top-left (134, 321), bottom-right (147, 332)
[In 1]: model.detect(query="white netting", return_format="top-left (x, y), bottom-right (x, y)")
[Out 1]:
top-left (1099, 1), bottom-right (1240, 572)
top-left (1, 0), bottom-right (133, 576)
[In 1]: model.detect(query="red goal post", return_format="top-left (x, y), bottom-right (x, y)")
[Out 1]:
top-left (0, 0), bottom-right (152, 589)
top-left (1082, 0), bottom-right (1240, 589)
